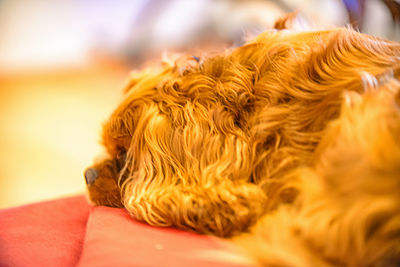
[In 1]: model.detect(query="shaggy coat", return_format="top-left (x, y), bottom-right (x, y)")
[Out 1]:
top-left (85, 26), bottom-right (400, 266)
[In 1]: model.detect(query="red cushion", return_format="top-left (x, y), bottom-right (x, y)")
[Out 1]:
top-left (0, 195), bottom-right (91, 267)
top-left (0, 195), bottom-right (249, 267)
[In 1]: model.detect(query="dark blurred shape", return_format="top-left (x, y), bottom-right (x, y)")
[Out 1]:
top-left (343, 0), bottom-right (366, 29)
top-left (343, 0), bottom-right (400, 31)
top-left (383, 0), bottom-right (400, 23)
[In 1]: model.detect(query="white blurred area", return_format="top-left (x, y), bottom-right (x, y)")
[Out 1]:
top-left (0, 0), bottom-right (398, 208)
top-left (0, 0), bottom-right (144, 71)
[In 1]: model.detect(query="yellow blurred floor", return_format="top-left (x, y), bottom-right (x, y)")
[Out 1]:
top-left (0, 61), bottom-right (130, 208)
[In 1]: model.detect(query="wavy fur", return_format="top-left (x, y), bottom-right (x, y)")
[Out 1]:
top-left (235, 81), bottom-right (400, 266)
top-left (86, 26), bottom-right (400, 265)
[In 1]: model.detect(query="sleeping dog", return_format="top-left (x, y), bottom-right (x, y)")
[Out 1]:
top-left (85, 23), bottom-right (400, 266)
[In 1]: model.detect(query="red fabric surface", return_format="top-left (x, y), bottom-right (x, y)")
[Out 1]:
top-left (0, 195), bottom-right (249, 267)
top-left (0, 195), bottom-right (91, 267)
top-left (77, 206), bottom-right (245, 267)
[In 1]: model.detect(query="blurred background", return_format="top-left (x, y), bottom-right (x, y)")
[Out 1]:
top-left (0, 0), bottom-right (399, 208)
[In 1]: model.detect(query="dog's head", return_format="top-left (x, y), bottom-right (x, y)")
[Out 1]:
top-left (85, 27), bottom-right (400, 237)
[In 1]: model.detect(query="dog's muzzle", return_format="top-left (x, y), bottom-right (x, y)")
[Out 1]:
top-left (84, 168), bottom-right (98, 185)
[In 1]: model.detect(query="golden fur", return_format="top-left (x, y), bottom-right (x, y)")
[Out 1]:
top-left (235, 81), bottom-right (400, 266)
top-left (85, 25), bottom-right (400, 265)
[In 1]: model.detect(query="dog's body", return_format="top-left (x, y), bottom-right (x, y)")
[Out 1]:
top-left (85, 26), bottom-right (400, 266)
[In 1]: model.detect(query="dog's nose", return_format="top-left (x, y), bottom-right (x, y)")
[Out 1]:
top-left (85, 168), bottom-right (98, 185)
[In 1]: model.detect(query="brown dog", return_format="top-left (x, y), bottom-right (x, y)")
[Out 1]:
top-left (85, 26), bottom-right (400, 265)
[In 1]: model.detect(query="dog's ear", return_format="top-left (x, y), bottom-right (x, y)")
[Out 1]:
top-left (116, 99), bottom-right (269, 237)
top-left (122, 180), bottom-right (268, 237)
